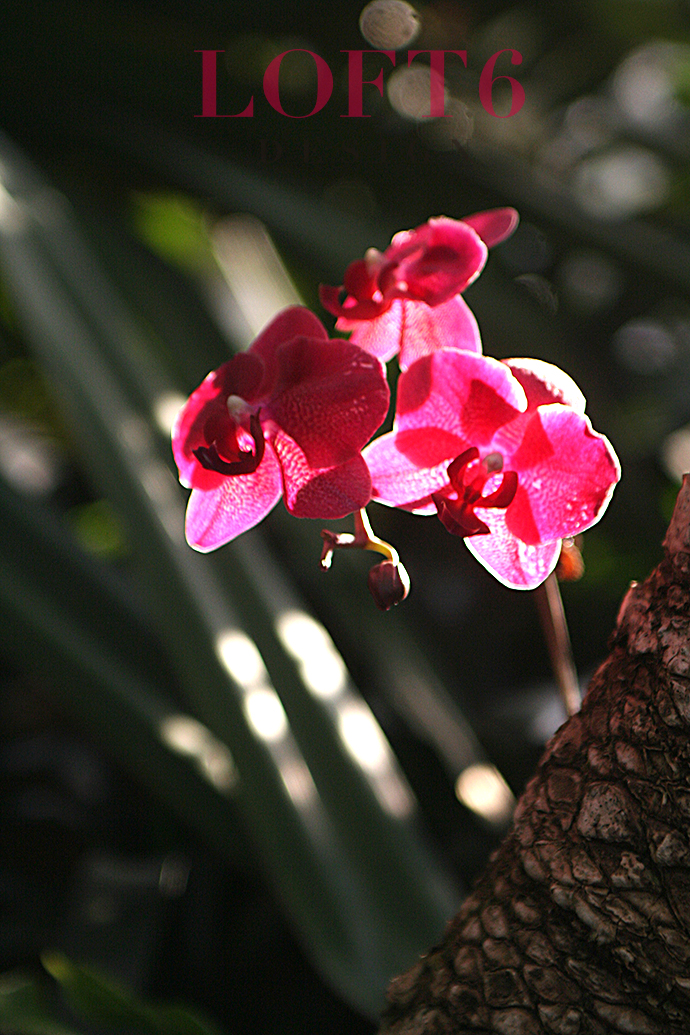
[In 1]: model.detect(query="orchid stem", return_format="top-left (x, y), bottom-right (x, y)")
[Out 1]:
top-left (534, 572), bottom-right (581, 717)
top-left (353, 509), bottom-right (400, 563)
top-left (321, 509), bottom-right (399, 569)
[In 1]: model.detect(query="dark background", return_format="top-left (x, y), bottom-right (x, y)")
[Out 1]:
top-left (0, 1), bottom-right (689, 1032)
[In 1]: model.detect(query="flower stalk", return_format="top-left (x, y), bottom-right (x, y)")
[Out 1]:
top-left (534, 571), bottom-right (581, 716)
top-left (321, 510), bottom-right (410, 609)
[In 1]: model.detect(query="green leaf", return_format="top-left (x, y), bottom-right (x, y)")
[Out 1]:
top-left (130, 193), bottom-right (217, 275)
top-left (0, 970), bottom-right (82, 1035)
top-left (42, 955), bottom-right (222, 1035)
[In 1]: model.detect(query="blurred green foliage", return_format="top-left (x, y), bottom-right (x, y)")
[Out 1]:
top-left (0, 956), bottom-right (221, 1035)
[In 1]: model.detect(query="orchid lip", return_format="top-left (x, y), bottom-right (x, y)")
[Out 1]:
top-left (194, 411), bottom-right (265, 476)
top-left (433, 447), bottom-right (518, 538)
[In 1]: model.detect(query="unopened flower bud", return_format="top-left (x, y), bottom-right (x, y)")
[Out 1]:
top-left (367, 559), bottom-right (410, 610)
top-left (556, 536), bottom-right (585, 582)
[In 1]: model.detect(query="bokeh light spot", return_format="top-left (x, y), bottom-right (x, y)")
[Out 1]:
top-left (359, 0), bottom-right (420, 50)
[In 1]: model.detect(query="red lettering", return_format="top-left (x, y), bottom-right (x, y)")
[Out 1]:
top-left (407, 51), bottom-right (467, 117)
top-left (195, 50), bottom-right (253, 117)
top-left (195, 48), bottom-right (527, 122)
top-left (263, 50), bottom-right (333, 118)
top-left (478, 50), bottom-right (524, 118)
top-left (341, 50), bottom-right (396, 118)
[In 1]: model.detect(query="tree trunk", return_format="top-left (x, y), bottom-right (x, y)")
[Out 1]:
top-left (379, 476), bottom-right (690, 1035)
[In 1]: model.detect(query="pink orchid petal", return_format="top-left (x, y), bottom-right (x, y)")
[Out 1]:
top-left (397, 295), bottom-right (482, 369)
top-left (184, 441), bottom-right (283, 551)
top-left (249, 306), bottom-right (330, 397)
top-left (222, 351), bottom-right (265, 401)
top-left (503, 358), bottom-right (587, 412)
top-left (395, 350), bottom-right (527, 445)
top-left (364, 428), bottom-right (467, 512)
top-left (172, 371), bottom-right (226, 490)
top-left (322, 212), bottom-right (513, 367)
top-left (173, 307), bottom-right (391, 551)
top-left (464, 508), bottom-right (561, 589)
top-left (268, 336), bottom-right (389, 469)
top-left (338, 303), bottom-right (404, 363)
top-left (172, 355), bottom-right (263, 489)
top-left (343, 296), bottom-right (482, 368)
top-left (461, 208), bottom-right (519, 248)
top-left (273, 430), bottom-right (373, 517)
top-left (502, 406), bottom-right (621, 546)
top-left (383, 217), bottom-right (488, 306)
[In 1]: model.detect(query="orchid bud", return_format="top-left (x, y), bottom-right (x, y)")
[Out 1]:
top-left (555, 536), bottom-right (585, 582)
top-left (367, 559), bottom-right (410, 610)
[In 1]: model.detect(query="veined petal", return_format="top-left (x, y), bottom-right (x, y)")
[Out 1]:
top-left (383, 217), bottom-right (488, 306)
top-left (343, 295), bottom-right (482, 368)
top-left (364, 428), bottom-right (465, 511)
top-left (338, 302), bottom-right (405, 363)
top-left (397, 295), bottom-right (482, 369)
top-left (269, 336), bottom-right (390, 469)
top-left (461, 208), bottom-right (519, 249)
top-left (502, 405), bottom-right (621, 546)
top-left (464, 508), bottom-right (562, 590)
top-left (503, 358), bottom-right (587, 412)
top-left (184, 440), bottom-right (283, 551)
top-left (395, 350), bottom-right (527, 445)
top-left (249, 306), bottom-right (330, 397)
top-left (274, 430), bottom-right (373, 518)
top-left (172, 370), bottom-right (225, 489)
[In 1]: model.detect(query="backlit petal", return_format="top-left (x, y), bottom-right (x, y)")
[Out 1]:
top-left (274, 430), bottom-right (373, 518)
top-left (269, 337), bottom-right (389, 469)
top-left (465, 508), bottom-right (562, 590)
top-left (343, 295), bottom-right (482, 367)
top-left (337, 302), bottom-right (404, 363)
top-left (383, 217), bottom-right (488, 305)
top-left (172, 357), bottom-right (262, 489)
top-left (364, 429), bottom-right (465, 511)
top-left (184, 441), bottom-right (283, 551)
top-left (461, 208), bottom-right (519, 248)
top-left (395, 350), bottom-right (527, 445)
top-left (503, 358), bottom-right (587, 412)
top-left (249, 306), bottom-right (330, 397)
top-left (503, 406), bottom-right (621, 545)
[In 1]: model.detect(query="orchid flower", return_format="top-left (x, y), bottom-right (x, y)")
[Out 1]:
top-left (362, 350), bottom-right (620, 590)
top-left (172, 307), bottom-right (390, 551)
top-left (319, 209), bottom-right (518, 370)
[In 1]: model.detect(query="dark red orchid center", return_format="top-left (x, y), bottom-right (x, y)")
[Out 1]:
top-left (432, 446), bottom-right (518, 537)
top-left (343, 256), bottom-right (382, 302)
top-left (379, 244), bottom-right (460, 296)
top-left (194, 409), bottom-right (265, 476)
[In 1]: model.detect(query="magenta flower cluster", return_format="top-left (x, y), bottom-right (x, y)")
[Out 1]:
top-left (172, 209), bottom-right (620, 590)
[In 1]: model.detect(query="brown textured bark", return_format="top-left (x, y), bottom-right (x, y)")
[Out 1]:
top-left (379, 476), bottom-right (690, 1035)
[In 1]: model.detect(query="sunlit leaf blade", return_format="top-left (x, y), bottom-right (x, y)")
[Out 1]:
top-left (0, 970), bottom-right (81, 1035)
top-left (0, 476), bottom-right (247, 863)
top-left (42, 954), bottom-right (222, 1035)
top-left (0, 129), bottom-right (459, 1017)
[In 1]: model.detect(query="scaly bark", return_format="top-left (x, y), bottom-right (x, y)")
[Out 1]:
top-left (379, 476), bottom-right (690, 1035)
